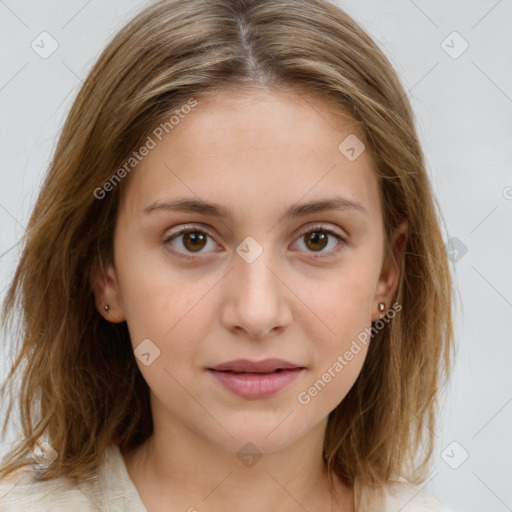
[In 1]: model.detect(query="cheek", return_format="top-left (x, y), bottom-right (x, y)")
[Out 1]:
top-left (116, 250), bottom-right (217, 364)
top-left (119, 277), bottom-right (214, 405)
top-left (298, 260), bottom-right (376, 406)
top-left (312, 262), bottom-right (376, 346)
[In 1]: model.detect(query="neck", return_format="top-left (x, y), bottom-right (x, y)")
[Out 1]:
top-left (121, 412), bottom-right (354, 511)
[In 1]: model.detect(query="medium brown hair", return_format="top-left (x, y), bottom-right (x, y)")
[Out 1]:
top-left (0, 0), bottom-right (454, 500)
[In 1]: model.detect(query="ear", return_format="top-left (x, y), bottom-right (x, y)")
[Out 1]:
top-left (372, 220), bottom-right (408, 321)
top-left (90, 258), bottom-right (126, 323)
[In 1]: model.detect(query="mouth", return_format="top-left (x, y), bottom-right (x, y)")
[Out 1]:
top-left (207, 365), bottom-right (305, 399)
top-left (208, 358), bottom-right (305, 374)
top-left (209, 368), bottom-right (298, 375)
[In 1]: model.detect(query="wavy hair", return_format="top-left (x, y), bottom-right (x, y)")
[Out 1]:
top-left (0, 0), bottom-right (454, 504)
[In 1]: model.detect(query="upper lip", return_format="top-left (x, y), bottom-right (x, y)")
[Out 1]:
top-left (208, 358), bottom-right (304, 373)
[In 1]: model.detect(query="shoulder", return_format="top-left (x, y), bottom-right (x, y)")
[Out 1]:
top-left (0, 465), bottom-right (102, 511)
top-left (358, 478), bottom-right (455, 512)
top-left (0, 444), bottom-right (144, 512)
top-left (379, 479), bottom-right (454, 512)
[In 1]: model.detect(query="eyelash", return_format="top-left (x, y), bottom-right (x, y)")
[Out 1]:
top-left (163, 223), bottom-right (348, 261)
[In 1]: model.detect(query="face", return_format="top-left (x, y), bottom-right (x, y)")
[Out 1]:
top-left (93, 87), bottom-right (406, 456)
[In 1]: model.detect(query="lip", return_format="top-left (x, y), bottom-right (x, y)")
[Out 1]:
top-left (208, 358), bottom-right (303, 373)
top-left (207, 359), bottom-right (306, 399)
top-left (207, 367), bottom-right (306, 399)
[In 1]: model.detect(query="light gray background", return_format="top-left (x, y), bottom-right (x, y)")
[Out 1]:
top-left (0, 1), bottom-right (511, 511)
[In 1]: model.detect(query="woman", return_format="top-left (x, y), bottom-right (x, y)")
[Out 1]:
top-left (0, 0), bottom-right (454, 510)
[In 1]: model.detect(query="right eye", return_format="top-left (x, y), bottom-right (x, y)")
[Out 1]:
top-left (163, 224), bottom-right (220, 260)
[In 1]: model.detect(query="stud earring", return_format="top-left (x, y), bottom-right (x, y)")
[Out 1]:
top-left (104, 305), bottom-right (110, 312)
top-left (378, 302), bottom-right (385, 318)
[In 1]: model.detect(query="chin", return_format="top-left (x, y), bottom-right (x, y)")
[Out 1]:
top-left (203, 419), bottom-right (309, 456)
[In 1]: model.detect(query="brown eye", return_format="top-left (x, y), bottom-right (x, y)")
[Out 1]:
top-left (182, 231), bottom-right (207, 252)
top-left (163, 226), bottom-right (218, 260)
top-left (293, 225), bottom-right (346, 258)
top-left (303, 231), bottom-right (329, 252)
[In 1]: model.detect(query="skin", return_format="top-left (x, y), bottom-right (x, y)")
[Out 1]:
top-left (92, 87), bottom-right (407, 512)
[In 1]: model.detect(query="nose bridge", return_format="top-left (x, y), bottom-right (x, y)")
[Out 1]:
top-left (223, 235), bottom-right (290, 336)
top-left (235, 235), bottom-right (280, 302)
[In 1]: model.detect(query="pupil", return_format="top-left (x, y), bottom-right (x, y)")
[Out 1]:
top-left (307, 231), bottom-right (327, 251)
top-left (184, 232), bottom-right (206, 252)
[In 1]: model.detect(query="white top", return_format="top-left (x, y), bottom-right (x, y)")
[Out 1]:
top-left (0, 444), bottom-right (454, 511)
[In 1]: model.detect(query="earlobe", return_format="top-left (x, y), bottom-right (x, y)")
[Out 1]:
top-left (90, 260), bottom-right (126, 323)
top-left (373, 220), bottom-right (408, 321)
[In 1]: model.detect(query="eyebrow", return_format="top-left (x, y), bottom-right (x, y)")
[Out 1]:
top-left (143, 195), bottom-right (368, 219)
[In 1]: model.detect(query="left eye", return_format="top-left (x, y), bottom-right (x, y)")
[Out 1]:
top-left (163, 224), bottom-right (346, 260)
top-left (291, 225), bottom-right (346, 258)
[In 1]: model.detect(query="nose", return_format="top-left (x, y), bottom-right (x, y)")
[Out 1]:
top-left (220, 244), bottom-right (292, 340)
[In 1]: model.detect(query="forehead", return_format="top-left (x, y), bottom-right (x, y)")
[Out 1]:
top-left (119, 87), bottom-right (381, 224)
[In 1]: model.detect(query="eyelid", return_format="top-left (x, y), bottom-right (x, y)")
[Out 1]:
top-left (294, 222), bottom-right (348, 242)
top-left (163, 223), bottom-right (214, 240)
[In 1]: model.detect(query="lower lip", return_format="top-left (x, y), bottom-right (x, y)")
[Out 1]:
top-left (207, 368), bottom-right (305, 399)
